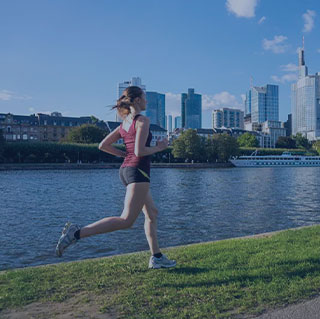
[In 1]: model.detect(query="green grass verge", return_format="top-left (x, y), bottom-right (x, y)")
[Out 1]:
top-left (1, 226), bottom-right (320, 318)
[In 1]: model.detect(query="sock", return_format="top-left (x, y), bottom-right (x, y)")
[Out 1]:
top-left (153, 252), bottom-right (162, 258)
top-left (74, 229), bottom-right (81, 240)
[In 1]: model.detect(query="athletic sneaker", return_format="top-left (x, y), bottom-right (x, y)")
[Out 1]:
top-left (55, 222), bottom-right (80, 257)
top-left (149, 254), bottom-right (177, 269)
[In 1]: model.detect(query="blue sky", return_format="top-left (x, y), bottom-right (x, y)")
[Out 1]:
top-left (1, 0), bottom-right (320, 128)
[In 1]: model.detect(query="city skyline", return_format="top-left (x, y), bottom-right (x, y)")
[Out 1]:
top-left (1, 1), bottom-right (320, 128)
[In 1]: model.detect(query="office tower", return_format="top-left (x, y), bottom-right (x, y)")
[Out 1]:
top-left (245, 90), bottom-right (251, 116)
top-left (212, 108), bottom-right (244, 129)
top-left (116, 77), bottom-right (146, 121)
top-left (174, 116), bottom-right (181, 129)
top-left (292, 40), bottom-right (320, 140)
top-left (165, 115), bottom-right (167, 130)
top-left (146, 92), bottom-right (166, 128)
top-left (168, 115), bottom-right (172, 132)
top-left (181, 88), bottom-right (202, 129)
top-left (284, 114), bottom-right (292, 137)
top-left (245, 84), bottom-right (279, 123)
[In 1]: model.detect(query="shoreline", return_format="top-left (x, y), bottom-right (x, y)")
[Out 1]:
top-left (0, 162), bottom-right (234, 171)
top-left (1, 224), bottom-right (315, 273)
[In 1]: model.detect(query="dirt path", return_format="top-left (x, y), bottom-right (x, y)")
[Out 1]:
top-left (0, 293), bottom-right (118, 319)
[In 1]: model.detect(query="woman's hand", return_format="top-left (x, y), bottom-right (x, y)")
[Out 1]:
top-left (156, 138), bottom-right (168, 152)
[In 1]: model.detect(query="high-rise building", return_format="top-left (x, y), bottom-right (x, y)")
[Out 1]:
top-left (212, 108), bottom-right (244, 129)
top-left (245, 90), bottom-right (251, 116)
top-left (116, 77), bottom-right (146, 121)
top-left (181, 88), bottom-right (202, 129)
top-left (292, 40), bottom-right (320, 141)
top-left (146, 92), bottom-right (166, 128)
top-left (284, 114), bottom-right (292, 137)
top-left (245, 84), bottom-right (279, 123)
top-left (167, 115), bottom-right (172, 133)
top-left (174, 116), bottom-right (181, 129)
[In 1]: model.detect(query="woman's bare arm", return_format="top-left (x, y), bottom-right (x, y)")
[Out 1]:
top-left (134, 116), bottom-right (168, 157)
top-left (98, 126), bottom-right (126, 157)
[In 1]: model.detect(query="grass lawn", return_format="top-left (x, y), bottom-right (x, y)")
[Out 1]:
top-left (1, 225), bottom-right (320, 318)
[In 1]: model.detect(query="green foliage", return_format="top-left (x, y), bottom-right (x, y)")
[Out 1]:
top-left (212, 133), bottom-right (239, 162)
top-left (90, 115), bottom-right (99, 124)
top-left (172, 129), bottom-right (206, 162)
top-left (313, 140), bottom-right (320, 155)
top-left (1, 142), bottom-right (121, 164)
top-left (276, 136), bottom-right (296, 149)
top-left (293, 133), bottom-right (312, 150)
top-left (239, 147), bottom-right (317, 156)
top-left (237, 132), bottom-right (259, 147)
top-left (63, 124), bottom-right (107, 144)
top-left (172, 130), bottom-right (239, 163)
top-left (0, 129), bottom-right (5, 161)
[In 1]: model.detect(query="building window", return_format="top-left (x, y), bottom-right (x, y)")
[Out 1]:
top-left (7, 126), bottom-right (11, 133)
top-left (44, 120), bottom-right (47, 125)
top-left (23, 134), bottom-right (28, 140)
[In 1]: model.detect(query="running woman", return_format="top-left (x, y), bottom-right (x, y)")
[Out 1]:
top-left (55, 86), bottom-right (176, 269)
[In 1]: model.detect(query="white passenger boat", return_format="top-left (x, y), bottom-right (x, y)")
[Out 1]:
top-left (230, 151), bottom-right (320, 167)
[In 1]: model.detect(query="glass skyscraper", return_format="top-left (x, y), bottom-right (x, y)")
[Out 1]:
top-left (181, 88), bottom-right (202, 129)
top-left (292, 45), bottom-right (320, 140)
top-left (246, 84), bottom-right (279, 123)
top-left (174, 116), bottom-right (181, 129)
top-left (146, 92), bottom-right (166, 128)
top-left (116, 77), bottom-right (146, 121)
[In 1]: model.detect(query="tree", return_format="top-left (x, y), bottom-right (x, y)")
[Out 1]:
top-left (237, 132), bottom-right (259, 147)
top-left (0, 129), bottom-right (5, 161)
top-left (293, 133), bottom-right (312, 150)
top-left (213, 134), bottom-right (239, 162)
top-left (62, 124), bottom-right (107, 144)
top-left (172, 129), bottom-right (206, 162)
top-left (205, 137), bottom-right (219, 163)
top-left (90, 115), bottom-right (99, 124)
top-left (275, 136), bottom-right (296, 149)
top-left (313, 140), bottom-right (320, 155)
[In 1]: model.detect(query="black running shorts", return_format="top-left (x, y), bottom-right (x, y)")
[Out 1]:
top-left (119, 167), bottom-right (150, 186)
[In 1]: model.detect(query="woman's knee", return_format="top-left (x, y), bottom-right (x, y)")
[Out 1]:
top-left (121, 216), bottom-right (135, 229)
top-left (145, 208), bottom-right (158, 223)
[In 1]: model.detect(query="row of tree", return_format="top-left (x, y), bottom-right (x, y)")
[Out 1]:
top-left (1, 125), bottom-right (319, 164)
top-left (238, 132), bottom-right (313, 150)
top-left (172, 129), bottom-right (239, 162)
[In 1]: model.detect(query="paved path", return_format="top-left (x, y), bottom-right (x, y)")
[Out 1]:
top-left (253, 295), bottom-right (320, 319)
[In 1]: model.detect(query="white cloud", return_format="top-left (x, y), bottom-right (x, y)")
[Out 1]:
top-left (262, 35), bottom-right (288, 54)
top-left (302, 10), bottom-right (316, 33)
top-left (165, 91), bottom-right (244, 115)
top-left (0, 90), bottom-right (12, 101)
top-left (226, 0), bottom-right (258, 18)
top-left (165, 92), bottom-right (181, 117)
top-left (203, 91), bottom-right (244, 111)
top-left (280, 63), bottom-right (299, 72)
top-left (258, 16), bottom-right (266, 24)
top-left (271, 73), bottom-right (298, 84)
top-left (0, 89), bottom-right (31, 101)
top-left (317, 49), bottom-right (320, 53)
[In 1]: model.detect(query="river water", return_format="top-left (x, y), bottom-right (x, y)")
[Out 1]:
top-left (1, 167), bottom-right (320, 270)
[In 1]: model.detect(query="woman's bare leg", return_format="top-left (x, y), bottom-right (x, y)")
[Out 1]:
top-left (142, 190), bottom-right (161, 255)
top-left (79, 183), bottom-right (149, 239)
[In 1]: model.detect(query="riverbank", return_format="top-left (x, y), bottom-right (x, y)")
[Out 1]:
top-left (1, 225), bottom-right (320, 319)
top-left (0, 162), bottom-right (234, 171)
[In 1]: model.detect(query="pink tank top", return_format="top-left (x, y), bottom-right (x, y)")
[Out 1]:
top-left (119, 114), bottom-right (152, 175)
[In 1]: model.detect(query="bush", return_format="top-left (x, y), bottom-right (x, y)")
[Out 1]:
top-left (1, 142), bottom-right (122, 164)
